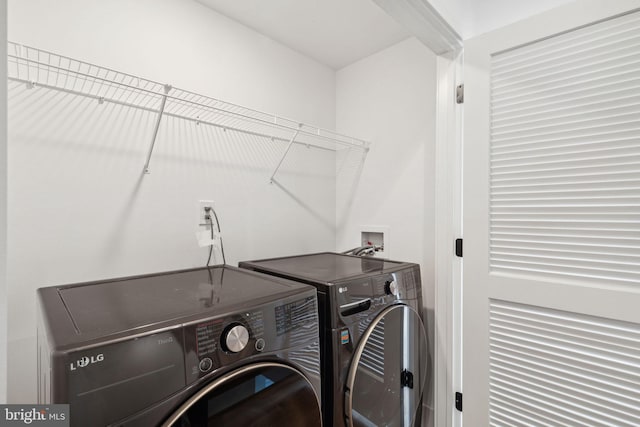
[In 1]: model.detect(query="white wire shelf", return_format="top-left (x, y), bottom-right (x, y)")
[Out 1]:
top-left (7, 41), bottom-right (370, 177)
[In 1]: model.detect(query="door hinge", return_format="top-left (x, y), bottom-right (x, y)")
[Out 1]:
top-left (456, 84), bottom-right (464, 104)
top-left (455, 392), bottom-right (463, 412)
top-left (401, 369), bottom-right (414, 389)
top-left (455, 238), bottom-right (463, 257)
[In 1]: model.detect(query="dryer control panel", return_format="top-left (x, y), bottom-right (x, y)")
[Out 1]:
top-left (370, 267), bottom-right (420, 301)
top-left (330, 265), bottom-right (421, 330)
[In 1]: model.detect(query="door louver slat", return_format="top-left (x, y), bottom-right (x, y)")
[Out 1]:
top-left (489, 300), bottom-right (640, 427)
top-left (489, 9), bottom-right (640, 286)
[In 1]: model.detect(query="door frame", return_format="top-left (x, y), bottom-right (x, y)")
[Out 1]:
top-left (434, 49), bottom-right (464, 427)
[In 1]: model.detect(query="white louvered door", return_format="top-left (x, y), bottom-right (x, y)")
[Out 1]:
top-left (463, 1), bottom-right (640, 426)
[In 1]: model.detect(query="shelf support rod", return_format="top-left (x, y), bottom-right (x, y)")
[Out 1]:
top-left (269, 125), bottom-right (302, 184)
top-left (143, 84), bottom-right (172, 174)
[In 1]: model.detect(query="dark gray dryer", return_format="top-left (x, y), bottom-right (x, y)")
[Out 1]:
top-left (37, 265), bottom-right (322, 427)
top-left (239, 252), bottom-right (429, 427)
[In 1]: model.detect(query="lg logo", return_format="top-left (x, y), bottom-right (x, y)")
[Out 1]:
top-left (70, 354), bottom-right (104, 371)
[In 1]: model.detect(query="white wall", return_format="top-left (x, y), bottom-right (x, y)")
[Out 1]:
top-left (8, 0), bottom-right (335, 126)
top-left (335, 37), bottom-right (437, 426)
top-left (0, 0), bottom-right (8, 405)
top-left (7, 0), bottom-right (338, 403)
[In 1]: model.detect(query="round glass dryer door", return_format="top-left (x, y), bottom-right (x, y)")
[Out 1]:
top-left (163, 362), bottom-right (322, 427)
top-left (345, 304), bottom-right (428, 427)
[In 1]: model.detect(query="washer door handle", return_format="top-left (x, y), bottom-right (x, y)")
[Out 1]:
top-left (401, 369), bottom-right (414, 389)
top-left (340, 299), bottom-right (372, 316)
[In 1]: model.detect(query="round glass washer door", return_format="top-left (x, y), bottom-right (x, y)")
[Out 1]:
top-left (345, 304), bottom-right (428, 427)
top-left (162, 362), bottom-right (322, 427)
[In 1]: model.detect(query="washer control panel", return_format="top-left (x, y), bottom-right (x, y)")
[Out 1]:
top-left (184, 310), bottom-right (265, 382)
top-left (183, 292), bottom-right (318, 384)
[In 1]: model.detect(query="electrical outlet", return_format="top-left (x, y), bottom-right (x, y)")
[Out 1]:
top-left (198, 200), bottom-right (215, 226)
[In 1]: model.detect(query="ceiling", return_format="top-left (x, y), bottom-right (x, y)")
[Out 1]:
top-left (195, 0), bottom-right (412, 70)
top-left (428, 0), bottom-right (574, 39)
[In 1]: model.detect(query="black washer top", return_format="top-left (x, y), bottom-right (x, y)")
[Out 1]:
top-left (38, 265), bottom-right (311, 346)
top-left (239, 252), bottom-right (406, 287)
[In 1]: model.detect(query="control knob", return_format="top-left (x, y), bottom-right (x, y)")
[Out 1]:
top-left (384, 279), bottom-right (398, 296)
top-left (199, 357), bottom-right (213, 373)
top-left (222, 323), bottom-right (249, 353)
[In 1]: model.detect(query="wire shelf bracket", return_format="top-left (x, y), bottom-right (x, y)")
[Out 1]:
top-left (7, 41), bottom-right (371, 178)
top-left (143, 84), bottom-right (172, 174)
top-left (269, 125), bottom-right (302, 184)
